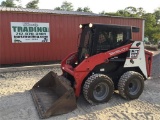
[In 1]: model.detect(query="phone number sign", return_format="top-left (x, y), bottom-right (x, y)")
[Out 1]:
top-left (11, 22), bottom-right (50, 43)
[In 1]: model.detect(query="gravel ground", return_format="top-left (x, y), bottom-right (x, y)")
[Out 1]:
top-left (0, 53), bottom-right (160, 120)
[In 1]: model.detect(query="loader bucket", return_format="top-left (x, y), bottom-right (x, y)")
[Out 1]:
top-left (30, 71), bottom-right (77, 119)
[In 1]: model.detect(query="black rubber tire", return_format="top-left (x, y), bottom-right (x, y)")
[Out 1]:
top-left (83, 74), bottom-right (114, 105)
top-left (118, 71), bottom-right (144, 100)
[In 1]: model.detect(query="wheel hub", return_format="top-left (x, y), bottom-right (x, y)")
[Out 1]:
top-left (93, 82), bottom-right (109, 101)
top-left (128, 79), bottom-right (141, 95)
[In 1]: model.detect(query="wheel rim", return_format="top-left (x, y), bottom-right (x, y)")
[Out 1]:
top-left (93, 82), bottom-right (109, 101)
top-left (128, 78), bottom-right (141, 95)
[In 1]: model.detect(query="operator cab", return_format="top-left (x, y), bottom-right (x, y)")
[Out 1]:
top-left (78, 23), bottom-right (139, 63)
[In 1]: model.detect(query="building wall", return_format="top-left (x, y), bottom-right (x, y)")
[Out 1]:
top-left (0, 12), bottom-right (143, 64)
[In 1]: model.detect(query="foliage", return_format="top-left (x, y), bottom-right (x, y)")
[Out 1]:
top-left (1, 0), bottom-right (16, 7)
top-left (1, 0), bottom-right (159, 42)
top-left (54, 7), bottom-right (61, 10)
top-left (26, 0), bottom-right (39, 9)
top-left (143, 13), bottom-right (156, 36)
top-left (101, 6), bottom-right (146, 18)
top-left (0, 0), bottom-right (23, 8)
top-left (100, 6), bottom-right (160, 42)
top-left (54, 1), bottom-right (73, 11)
top-left (154, 7), bottom-right (160, 24)
top-left (99, 11), bottom-right (106, 15)
top-left (54, 1), bottom-right (92, 12)
top-left (143, 12), bottom-right (160, 44)
top-left (124, 6), bottom-right (137, 17)
top-left (16, 0), bottom-right (22, 8)
top-left (83, 7), bottom-right (92, 12)
top-left (77, 7), bottom-right (83, 12)
top-left (136, 7), bottom-right (146, 17)
top-left (76, 6), bottom-right (92, 12)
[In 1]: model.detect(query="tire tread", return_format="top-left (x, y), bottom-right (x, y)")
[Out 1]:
top-left (118, 71), bottom-right (144, 99)
top-left (83, 74), bottom-right (114, 105)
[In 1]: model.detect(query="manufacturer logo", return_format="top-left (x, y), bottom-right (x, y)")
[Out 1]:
top-left (109, 47), bottom-right (128, 56)
top-left (128, 48), bottom-right (140, 58)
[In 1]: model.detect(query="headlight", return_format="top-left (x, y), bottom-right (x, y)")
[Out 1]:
top-left (79, 24), bottom-right (82, 28)
top-left (89, 23), bottom-right (93, 28)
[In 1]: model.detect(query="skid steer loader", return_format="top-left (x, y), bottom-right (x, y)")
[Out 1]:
top-left (30, 23), bottom-right (153, 118)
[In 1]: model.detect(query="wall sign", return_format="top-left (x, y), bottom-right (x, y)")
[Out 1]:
top-left (11, 22), bottom-right (50, 43)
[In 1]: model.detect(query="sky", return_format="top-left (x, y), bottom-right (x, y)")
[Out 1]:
top-left (0, 0), bottom-right (160, 13)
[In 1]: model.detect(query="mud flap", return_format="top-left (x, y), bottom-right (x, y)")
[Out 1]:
top-left (30, 71), bottom-right (77, 119)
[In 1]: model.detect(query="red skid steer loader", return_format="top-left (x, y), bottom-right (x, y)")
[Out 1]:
top-left (30, 23), bottom-right (153, 118)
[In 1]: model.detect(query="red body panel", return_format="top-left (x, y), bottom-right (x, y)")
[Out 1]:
top-left (145, 50), bottom-right (153, 77)
top-left (61, 43), bottom-right (132, 97)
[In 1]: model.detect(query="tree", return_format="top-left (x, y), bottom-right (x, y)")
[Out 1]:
top-left (16, 0), bottom-right (22, 8)
top-left (152, 28), bottom-right (160, 44)
top-left (116, 9), bottom-right (132, 17)
top-left (26, 0), bottom-right (39, 9)
top-left (76, 6), bottom-right (92, 13)
top-left (116, 10), bottom-right (125, 16)
top-left (99, 11), bottom-right (106, 15)
top-left (125, 6), bottom-right (137, 14)
top-left (102, 12), bottom-right (119, 16)
top-left (142, 13), bottom-right (157, 42)
top-left (113, 7), bottom-right (145, 17)
top-left (1, 0), bottom-right (16, 7)
top-left (77, 7), bottom-right (83, 12)
top-left (124, 6), bottom-right (138, 17)
top-left (99, 6), bottom-right (160, 43)
top-left (54, 7), bottom-right (61, 10)
top-left (61, 1), bottom-right (73, 11)
top-left (54, 1), bottom-right (73, 11)
top-left (103, 9), bottom-right (131, 17)
top-left (154, 7), bottom-right (160, 25)
top-left (83, 7), bottom-right (92, 12)
top-left (136, 7), bottom-right (146, 17)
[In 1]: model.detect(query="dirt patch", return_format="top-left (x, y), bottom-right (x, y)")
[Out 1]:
top-left (0, 55), bottom-right (160, 120)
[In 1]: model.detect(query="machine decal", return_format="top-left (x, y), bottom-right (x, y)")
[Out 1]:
top-left (127, 48), bottom-right (140, 59)
top-left (124, 41), bottom-right (148, 78)
top-left (109, 47), bottom-right (128, 56)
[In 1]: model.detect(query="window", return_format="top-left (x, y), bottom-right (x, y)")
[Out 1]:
top-left (117, 32), bottom-right (123, 42)
top-left (97, 32), bottom-right (111, 52)
top-left (96, 27), bottom-right (131, 53)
